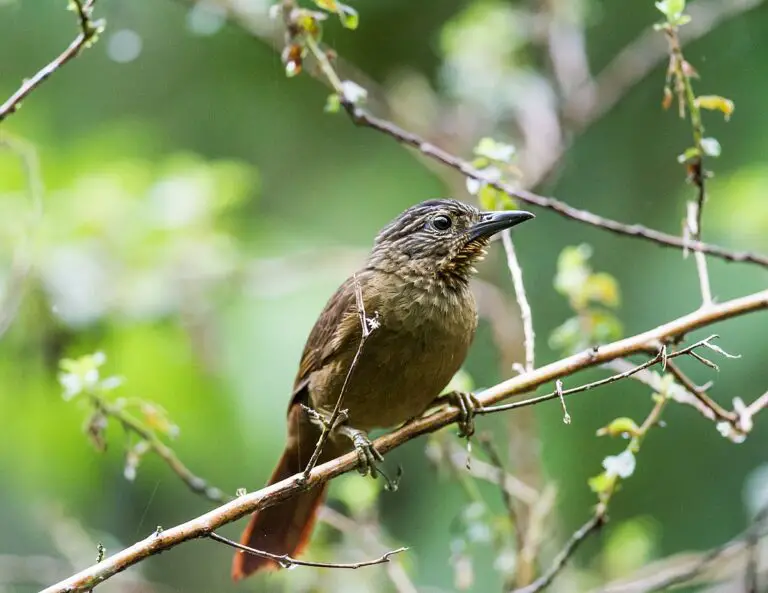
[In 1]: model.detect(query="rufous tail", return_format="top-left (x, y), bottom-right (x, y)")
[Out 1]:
top-left (231, 405), bottom-right (338, 581)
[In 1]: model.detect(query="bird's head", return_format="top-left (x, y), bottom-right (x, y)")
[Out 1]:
top-left (368, 199), bottom-right (534, 284)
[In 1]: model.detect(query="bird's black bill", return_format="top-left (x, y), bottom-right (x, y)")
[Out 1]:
top-left (469, 210), bottom-right (535, 240)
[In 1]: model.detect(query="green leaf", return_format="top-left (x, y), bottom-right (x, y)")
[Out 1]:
top-left (554, 244), bottom-right (592, 306)
top-left (583, 272), bottom-right (620, 308)
top-left (478, 183), bottom-right (508, 211)
top-left (313, 0), bottom-right (338, 10)
top-left (677, 146), bottom-right (700, 164)
top-left (655, 0), bottom-right (686, 21)
top-left (588, 471), bottom-right (616, 495)
top-left (325, 92), bottom-right (341, 113)
top-left (597, 417), bottom-right (641, 438)
top-left (700, 137), bottom-right (722, 157)
top-left (549, 317), bottom-right (583, 354)
top-left (695, 96), bottom-right (735, 120)
top-left (338, 3), bottom-right (359, 29)
top-left (587, 310), bottom-right (623, 344)
top-left (473, 137), bottom-right (515, 164)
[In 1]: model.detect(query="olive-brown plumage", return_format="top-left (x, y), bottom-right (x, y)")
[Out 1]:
top-left (232, 199), bottom-right (533, 580)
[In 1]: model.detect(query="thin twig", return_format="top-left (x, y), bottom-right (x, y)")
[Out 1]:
top-left (477, 335), bottom-right (724, 416)
top-left (39, 288), bottom-right (768, 593)
top-left (302, 274), bottom-right (376, 478)
top-left (294, 28), bottom-right (768, 269)
top-left (663, 359), bottom-right (736, 423)
top-left (563, 0), bottom-right (764, 129)
top-left (687, 202), bottom-right (713, 306)
top-left (209, 532), bottom-right (407, 570)
top-left (502, 230), bottom-right (535, 372)
top-left (517, 483), bottom-right (558, 590)
top-left (746, 390), bottom-right (768, 417)
top-left (0, 0), bottom-right (103, 123)
top-left (342, 101), bottom-right (767, 267)
top-left (477, 436), bottom-right (519, 526)
top-left (664, 23), bottom-right (714, 306)
top-left (511, 512), bottom-right (605, 593)
top-left (94, 397), bottom-right (232, 504)
top-left (319, 506), bottom-right (418, 593)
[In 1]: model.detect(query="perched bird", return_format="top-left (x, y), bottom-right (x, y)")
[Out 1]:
top-left (232, 199), bottom-right (534, 580)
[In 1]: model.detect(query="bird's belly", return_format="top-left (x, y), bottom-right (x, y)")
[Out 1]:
top-left (310, 315), bottom-right (474, 431)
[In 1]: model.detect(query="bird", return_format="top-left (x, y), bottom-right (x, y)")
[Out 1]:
top-left (232, 198), bottom-right (534, 580)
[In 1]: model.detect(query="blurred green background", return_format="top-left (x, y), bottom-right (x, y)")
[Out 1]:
top-left (1, 1), bottom-right (767, 592)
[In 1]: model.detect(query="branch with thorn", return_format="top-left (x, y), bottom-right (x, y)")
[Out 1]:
top-left (475, 334), bottom-right (738, 420)
top-left (41, 288), bottom-right (768, 593)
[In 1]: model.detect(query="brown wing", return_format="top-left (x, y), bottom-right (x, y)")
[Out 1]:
top-left (288, 273), bottom-right (364, 409)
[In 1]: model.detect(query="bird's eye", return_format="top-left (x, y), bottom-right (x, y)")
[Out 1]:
top-left (432, 215), bottom-right (452, 231)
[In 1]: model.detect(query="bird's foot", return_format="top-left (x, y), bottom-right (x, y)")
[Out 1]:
top-left (336, 426), bottom-right (401, 492)
top-left (442, 391), bottom-right (483, 438)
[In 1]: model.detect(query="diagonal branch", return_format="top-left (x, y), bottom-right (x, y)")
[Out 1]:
top-left (294, 32), bottom-right (768, 269)
top-left (476, 335), bottom-right (725, 416)
top-left (511, 512), bottom-right (606, 593)
top-left (0, 1), bottom-right (103, 123)
top-left (40, 288), bottom-right (768, 593)
top-left (333, 95), bottom-right (768, 268)
top-left (94, 396), bottom-right (231, 504)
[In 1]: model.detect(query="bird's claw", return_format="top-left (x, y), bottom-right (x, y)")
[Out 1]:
top-left (351, 431), bottom-right (384, 475)
top-left (339, 426), bottom-right (400, 491)
top-left (445, 391), bottom-right (482, 438)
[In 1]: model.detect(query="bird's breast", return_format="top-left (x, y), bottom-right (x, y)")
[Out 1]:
top-left (310, 280), bottom-right (478, 431)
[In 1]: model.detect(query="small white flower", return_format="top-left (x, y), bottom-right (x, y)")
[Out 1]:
top-left (92, 351), bottom-right (107, 366)
top-left (603, 449), bottom-right (636, 479)
top-left (59, 373), bottom-right (82, 400)
top-left (83, 368), bottom-right (99, 388)
top-left (340, 80), bottom-right (368, 104)
top-left (717, 421), bottom-right (747, 444)
top-left (101, 376), bottom-right (125, 391)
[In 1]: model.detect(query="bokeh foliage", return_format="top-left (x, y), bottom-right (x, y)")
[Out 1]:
top-left (1, 0), bottom-right (768, 592)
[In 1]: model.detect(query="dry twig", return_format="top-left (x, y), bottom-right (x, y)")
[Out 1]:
top-left (94, 396), bottom-right (231, 504)
top-left (209, 532), bottom-right (406, 570)
top-left (319, 506), bottom-right (418, 593)
top-left (301, 274), bottom-right (378, 478)
top-left (511, 513), bottom-right (606, 593)
top-left (476, 335), bottom-right (728, 416)
top-left (502, 230), bottom-right (535, 373)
